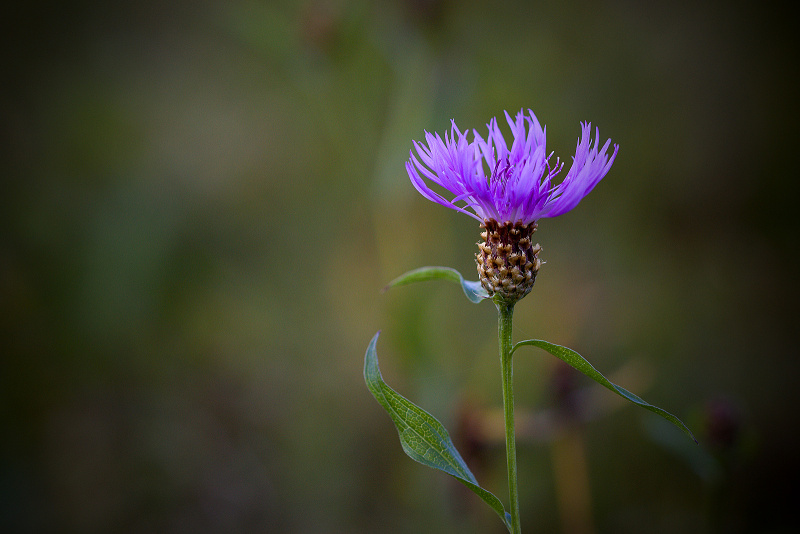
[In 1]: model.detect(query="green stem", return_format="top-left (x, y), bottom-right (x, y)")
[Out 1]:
top-left (497, 300), bottom-right (521, 534)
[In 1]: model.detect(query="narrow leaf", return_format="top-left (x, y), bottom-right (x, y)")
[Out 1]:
top-left (382, 266), bottom-right (489, 303)
top-left (512, 339), bottom-right (696, 443)
top-left (364, 332), bottom-right (511, 531)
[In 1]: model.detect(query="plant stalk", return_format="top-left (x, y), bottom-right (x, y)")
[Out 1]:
top-left (497, 300), bottom-right (521, 534)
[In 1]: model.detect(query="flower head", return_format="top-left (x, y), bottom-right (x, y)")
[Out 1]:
top-left (406, 109), bottom-right (618, 225)
top-left (407, 109), bottom-right (618, 304)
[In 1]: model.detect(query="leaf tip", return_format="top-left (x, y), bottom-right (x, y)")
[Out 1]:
top-left (364, 331), bottom-right (383, 387)
top-left (368, 330), bottom-right (381, 349)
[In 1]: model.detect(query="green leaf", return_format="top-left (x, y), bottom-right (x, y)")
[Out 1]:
top-left (364, 332), bottom-right (512, 531)
top-left (382, 266), bottom-right (489, 303)
top-left (512, 339), bottom-right (696, 443)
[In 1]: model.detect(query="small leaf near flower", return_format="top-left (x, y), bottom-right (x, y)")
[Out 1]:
top-left (382, 266), bottom-right (489, 303)
top-left (364, 332), bottom-right (512, 531)
top-left (512, 339), bottom-right (696, 443)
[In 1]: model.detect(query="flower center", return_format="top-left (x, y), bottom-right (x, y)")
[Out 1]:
top-left (492, 157), bottom-right (515, 189)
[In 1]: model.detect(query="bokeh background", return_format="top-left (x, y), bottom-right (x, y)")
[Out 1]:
top-left (3, 1), bottom-right (798, 533)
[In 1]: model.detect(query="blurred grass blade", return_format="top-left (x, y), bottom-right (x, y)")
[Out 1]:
top-left (512, 339), bottom-right (696, 443)
top-left (364, 332), bottom-right (512, 531)
top-left (382, 266), bottom-right (489, 303)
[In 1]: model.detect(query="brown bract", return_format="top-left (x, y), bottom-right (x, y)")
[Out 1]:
top-left (476, 219), bottom-right (542, 305)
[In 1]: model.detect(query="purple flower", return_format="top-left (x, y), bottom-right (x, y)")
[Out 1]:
top-left (406, 109), bottom-right (619, 225)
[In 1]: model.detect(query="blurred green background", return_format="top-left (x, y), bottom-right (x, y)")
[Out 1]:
top-left (2, 1), bottom-right (798, 532)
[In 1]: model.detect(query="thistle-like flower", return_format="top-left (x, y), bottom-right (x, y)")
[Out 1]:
top-left (406, 109), bottom-right (618, 303)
